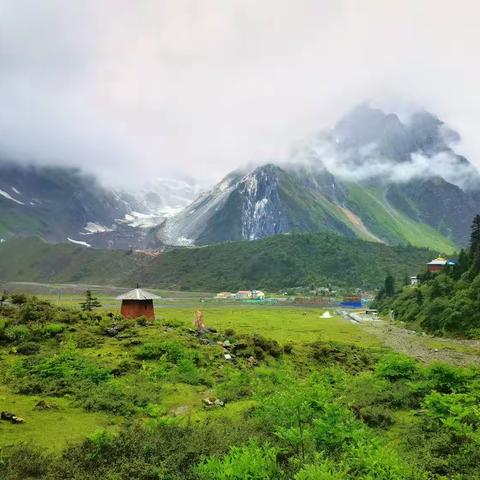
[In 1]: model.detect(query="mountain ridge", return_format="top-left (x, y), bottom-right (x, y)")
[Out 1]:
top-left (152, 104), bottom-right (479, 251)
top-left (0, 103), bottom-right (478, 252)
top-left (0, 234), bottom-right (437, 291)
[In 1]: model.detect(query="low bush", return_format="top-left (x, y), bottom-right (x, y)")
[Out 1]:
top-left (80, 381), bottom-right (137, 416)
top-left (5, 324), bottom-right (30, 343)
top-left (424, 362), bottom-right (473, 394)
top-left (10, 293), bottom-right (27, 305)
top-left (16, 341), bottom-right (41, 355)
top-left (135, 340), bottom-right (193, 363)
top-left (216, 370), bottom-right (254, 401)
top-left (310, 341), bottom-right (373, 373)
top-left (357, 405), bottom-right (394, 428)
top-left (172, 358), bottom-right (211, 386)
top-left (75, 331), bottom-right (103, 348)
top-left (44, 323), bottom-right (66, 337)
top-left (196, 441), bottom-right (279, 480)
top-left (10, 347), bottom-right (111, 395)
top-left (375, 354), bottom-right (419, 381)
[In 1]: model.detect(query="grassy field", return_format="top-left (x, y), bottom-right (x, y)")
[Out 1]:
top-left (2, 290), bottom-right (480, 478)
top-left (0, 386), bottom-right (121, 451)
top-left (1, 295), bottom-right (378, 451)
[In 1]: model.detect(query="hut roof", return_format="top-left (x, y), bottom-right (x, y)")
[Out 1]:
top-left (116, 288), bottom-right (160, 300)
top-left (427, 257), bottom-right (447, 266)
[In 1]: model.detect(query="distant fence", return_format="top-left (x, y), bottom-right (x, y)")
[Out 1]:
top-left (293, 297), bottom-right (336, 306)
top-left (242, 299), bottom-right (277, 305)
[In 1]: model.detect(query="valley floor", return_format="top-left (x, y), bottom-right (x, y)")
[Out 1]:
top-left (361, 319), bottom-right (480, 366)
top-left (2, 287), bottom-right (480, 479)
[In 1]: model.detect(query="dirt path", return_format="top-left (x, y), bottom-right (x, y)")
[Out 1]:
top-left (358, 318), bottom-right (480, 366)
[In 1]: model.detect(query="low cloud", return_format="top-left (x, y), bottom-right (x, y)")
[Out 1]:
top-left (291, 133), bottom-right (480, 190)
top-left (1, 1), bottom-right (480, 187)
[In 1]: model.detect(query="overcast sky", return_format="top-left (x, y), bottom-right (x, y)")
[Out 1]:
top-left (0, 1), bottom-right (479, 186)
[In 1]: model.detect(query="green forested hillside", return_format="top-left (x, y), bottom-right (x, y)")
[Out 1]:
top-left (0, 234), bottom-right (436, 290)
top-left (374, 215), bottom-right (480, 337)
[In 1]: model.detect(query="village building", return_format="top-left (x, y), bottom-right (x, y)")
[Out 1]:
top-left (116, 288), bottom-right (160, 320)
top-left (215, 292), bottom-right (234, 299)
top-left (251, 290), bottom-right (265, 300)
top-left (410, 276), bottom-right (418, 286)
top-left (235, 290), bottom-right (252, 299)
top-left (427, 257), bottom-right (448, 273)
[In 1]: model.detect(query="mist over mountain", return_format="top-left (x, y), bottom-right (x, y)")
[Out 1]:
top-left (1, 103), bottom-right (479, 252)
top-left (0, 158), bottom-right (201, 249)
top-left (153, 104), bottom-right (480, 250)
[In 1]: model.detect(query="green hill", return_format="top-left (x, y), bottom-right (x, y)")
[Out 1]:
top-left (374, 215), bottom-right (480, 337)
top-left (0, 234), bottom-right (437, 291)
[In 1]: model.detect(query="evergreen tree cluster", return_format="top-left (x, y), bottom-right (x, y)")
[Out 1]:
top-left (375, 215), bottom-right (480, 337)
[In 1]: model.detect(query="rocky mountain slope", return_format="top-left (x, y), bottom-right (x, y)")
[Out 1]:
top-left (1, 104), bottom-right (478, 252)
top-left (0, 160), bottom-right (200, 249)
top-left (153, 105), bottom-right (480, 252)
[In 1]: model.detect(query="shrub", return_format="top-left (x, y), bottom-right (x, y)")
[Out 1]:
top-left (10, 293), bottom-right (27, 305)
top-left (16, 341), bottom-right (41, 355)
top-left (0, 317), bottom-right (8, 340)
top-left (0, 445), bottom-right (51, 479)
top-left (310, 341), bottom-right (373, 373)
top-left (18, 299), bottom-right (56, 323)
top-left (161, 318), bottom-right (184, 329)
top-left (5, 324), bottom-right (30, 343)
top-left (80, 382), bottom-right (137, 416)
top-left (75, 331), bottom-right (102, 348)
top-left (136, 316), bottom-right (149, 326)
top-left (172, 358), bottom-right (210, 386)
top-left (195, 441), bottom-right (279, 480)
top-left (253, 335), bottom-right (282, 358)
top-left (135, 340), bottom-right (191, 363)
top-left (425, 362), bottom-right (471, 394)
top-left (375, 354), bottom-right (419, 381)
top-left (216, 370), bottom-right (254, 401)
top-left (44, 323), bottom-right (66, 337)
top-left (358, 405), bottom-right (394, 428)
top-left (11, 349), bottom-right (111, 395)
top-left (295, 459), bottom-right (346, 480)
top-left (283, 342), bottom-right (293, 354)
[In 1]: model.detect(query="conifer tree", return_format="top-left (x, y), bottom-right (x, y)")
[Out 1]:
top-left (384, 273), bottom-right (395, 297)
top-left (470, 214), bottom-right (480, 257)
top-left (452, 248), bottom-right (469, 279)
top-left (80, 290), bottom-right (102, 311)
top-left (468, 215), bottom-right (480, 277)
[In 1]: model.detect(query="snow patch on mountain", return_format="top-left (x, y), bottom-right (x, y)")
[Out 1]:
top-left (67, 237), bottom-right (91, 247)
top-left (119, 212), bottom-right (166, 229)
top-left (155, 172), bottom-right (241, 245)
top-left (0, 189), bottom-right (24, 205)
top-left (83, 222), bottom-right (114, 234)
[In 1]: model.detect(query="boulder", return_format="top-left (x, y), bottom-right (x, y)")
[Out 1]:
top-left (202, 396), bottom-right (225, 408)
top-left (1, 411), bottom-right (25, 424)
top-left (34, 400), bottom-right (58, 410)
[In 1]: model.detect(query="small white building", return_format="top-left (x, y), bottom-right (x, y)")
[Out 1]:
top-left (410, 276), bottom-right (418, 286)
